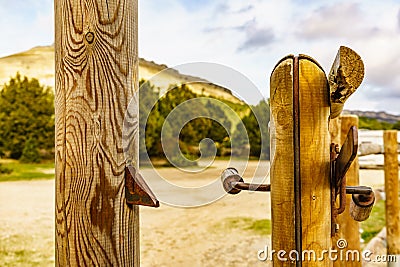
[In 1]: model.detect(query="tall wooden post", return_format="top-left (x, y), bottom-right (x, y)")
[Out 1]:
top-left (332, 115), bottom-right (361, 267)
top-left (270, 55), bottom-right (331, 266)
top-left (384, 131), bottom-right (400, 266)
top-left (298, 57), bottom-right (331, 266)
top-left (55, 0), bottom-right (139, 265)
top-left (270, 57), bottom-right (296, 265)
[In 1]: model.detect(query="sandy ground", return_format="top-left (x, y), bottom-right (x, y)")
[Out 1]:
top-left (0, 161), bottom-right (389, 266)
top-left (140, 160), bottom-right (271, 267)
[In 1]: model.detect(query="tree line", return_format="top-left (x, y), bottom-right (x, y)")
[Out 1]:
top-left (0, 74), bottom-right (271, 168)
top-left (138, 79), bottom-right (270, 166)
top-left (359, 116), bottom-right (400, 130)
top-left (2, 73), bottom-right (400, 169)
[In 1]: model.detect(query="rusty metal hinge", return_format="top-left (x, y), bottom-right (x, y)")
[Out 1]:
top-left (330, 126), bottom-right (375, 236)
top-left (125, 165), bottom-right (159, 208)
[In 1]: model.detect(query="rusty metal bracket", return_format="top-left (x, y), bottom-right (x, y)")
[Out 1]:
top-left (330, 126), bottom-right (375, 236)
top-left (334, 126), bottom-right (358, 190)
top-left (125, 165), bottom-right (159, 207)
top-left (330, 127), bottom-right (357, 235)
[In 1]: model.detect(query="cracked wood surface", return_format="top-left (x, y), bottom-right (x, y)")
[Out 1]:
top-left (329, 46), bottom-right (364, 119)
top-left (270, 57), bottom-right (296, 266)
top-left (270, 56), bottom-right (331, 266)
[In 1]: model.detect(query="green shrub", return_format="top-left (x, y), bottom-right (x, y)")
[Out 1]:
top-left (0, 73), bottom-right (54, 159)
top-left (19, 139), bottom-right (41, 163)
top-left (360, 200), bottom-right (386, 243)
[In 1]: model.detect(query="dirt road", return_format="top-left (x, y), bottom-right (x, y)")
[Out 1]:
top-left (0, 161), bottom-right (386, 266)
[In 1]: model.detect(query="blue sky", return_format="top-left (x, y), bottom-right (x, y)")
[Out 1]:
top-left (0, 0), bottom-right (399, 114)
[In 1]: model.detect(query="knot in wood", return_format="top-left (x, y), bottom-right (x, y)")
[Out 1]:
top-left (85, 31), bottom-right (95, 44)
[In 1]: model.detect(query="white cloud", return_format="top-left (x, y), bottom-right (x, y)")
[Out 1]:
top-left (0, 0), bottom-right (399, 114)
top-left (296, 3), bottom-right (378, 40)
top-left (137, 0), bottom-right (400, 114)
top-left (236, 19), bottom-right (275, 52)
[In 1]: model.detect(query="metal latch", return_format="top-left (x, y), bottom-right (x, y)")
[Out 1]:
top-left (330, 126), bottom-right (375, 236)
top-left (220, 125), bottom-right (375, 237)
top-left (221, 168), bottom-right (270, 194)
top-left (125, 165), bottom-right (159, 207)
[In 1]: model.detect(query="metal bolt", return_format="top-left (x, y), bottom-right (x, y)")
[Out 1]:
top-left (85, 31), bottom-right (94, 44)
top-left (335, 145), bottom-right (340, 154)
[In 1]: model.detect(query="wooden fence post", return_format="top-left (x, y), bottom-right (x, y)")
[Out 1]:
top-left (270, 57), bottom-right (296, 266)
top-left (384, 130), bottom-right (400, 266)
top-left (55, 0), bottom-right (139, 265)
top-left (270, 55), bottom-right (331, 266)
top-left (332, 115), bottom-right (361, 267)
top-left (329, 117), bottom-right (341, 145)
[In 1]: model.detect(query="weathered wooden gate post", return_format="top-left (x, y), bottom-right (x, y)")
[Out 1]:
top-left (219, 46), bottom-right (369, 266)
top-left (383, 130), bottom-right (400, 266)
top-left (332, 115), bottom-right (361, 267)
top-left (270, 55), bottom-right (331, 266)
top-left (55, 0), bottom-right (139, 265)
top-left (270, 47), bottom-right (365, 266)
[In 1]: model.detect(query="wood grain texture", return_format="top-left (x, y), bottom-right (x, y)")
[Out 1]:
top-left (333, 115), bottom-right (361, 267)
top-left (55, 0), bottom-right (139, 265)
top-left (270, 57), bottom-right (296, 266)
top-left (298, 57), bottom-right (331, 266)
top-left (329, 117), bottom-right (341, 145)
top-left (384, 131), bottom-right (400, 255)
top-left (270, 56), bottom-right (332, 266)
top-left (329, 46), bottom-right (364, 119)
top-left (349, 194), bottom-right (374, 222)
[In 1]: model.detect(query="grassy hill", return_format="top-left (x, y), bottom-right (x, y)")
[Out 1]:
top-left (0, 46), bottom-right (54, 89)
top-left (0, 45), bottom-right (242, 104)
top-left (343, 110), bottom-right (400, 124)
top-left (342, 110), bottom-right (400, 130)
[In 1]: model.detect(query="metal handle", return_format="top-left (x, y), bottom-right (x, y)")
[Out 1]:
top-left (345, 186), bottom-right (373, 195)
top-left (221, 168), bottom-right (270, 194)
top-left (221, 168), bottom-right (372, 197)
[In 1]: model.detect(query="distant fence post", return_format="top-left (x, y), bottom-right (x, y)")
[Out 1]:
top-left (332, 115), bottom-right (361, 267)
top-left (55, 0), bottom-right (139, 265)
top-left (383, 130), bottom-right (400, 266)
top-left (270, 55), bottom-right (331, 266)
